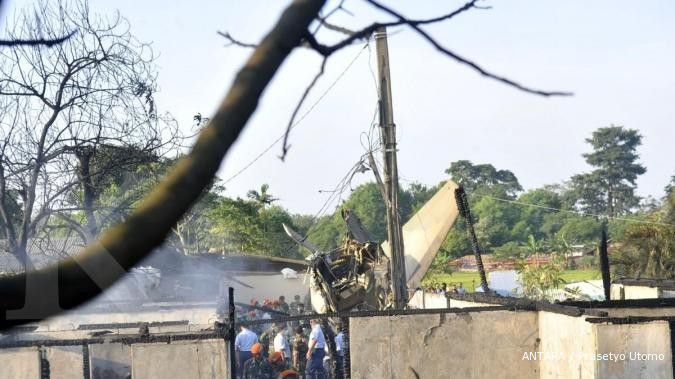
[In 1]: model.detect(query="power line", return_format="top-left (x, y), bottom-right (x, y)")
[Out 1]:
top-left (480, 195), bottom-right (675, 228)
top-left (222, 43), bottom-right (369, 186)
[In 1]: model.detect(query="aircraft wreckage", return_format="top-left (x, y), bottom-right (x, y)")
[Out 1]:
top-left (284, 180), bottom-right (462, 313)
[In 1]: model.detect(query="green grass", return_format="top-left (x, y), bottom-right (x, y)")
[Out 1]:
top-left (422, 269), bottom-right (601, 292)
top-left (561, 269), bottom-right (601, 283)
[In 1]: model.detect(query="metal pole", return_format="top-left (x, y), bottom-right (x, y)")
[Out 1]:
top-left (599, 226), bottom-right (611, 301)
top-left (455, 187), bottom-right (489, 292)
top-left (228, 287), bottom-right (236, 379)
top-left (375, 26), bottom-right (407, 309)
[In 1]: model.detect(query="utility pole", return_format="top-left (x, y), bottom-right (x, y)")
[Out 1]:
top-left (374, 27), bottom-right (407, 309)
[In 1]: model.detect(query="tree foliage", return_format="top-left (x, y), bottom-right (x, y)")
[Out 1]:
top-left (445, 160), bottom-right (522, 198)
top-left (612, 182), bottom-right (675, 279)
top-left (571, 126), bottom-right (646, 217)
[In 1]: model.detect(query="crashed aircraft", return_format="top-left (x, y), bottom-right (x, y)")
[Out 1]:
top-left (284, 180), bottom-right (461, 313)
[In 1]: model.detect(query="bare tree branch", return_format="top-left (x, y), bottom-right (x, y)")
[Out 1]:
top-left (363, 0), bottom-right (572, 97)
top-left (307, 0), bottom-right (481, 56)
top-left (280, 55), bottom-right (327, 161)
top-left (0, 30), bottom-right (77, 47)
top-left (316, 18), bottom-right (355, 36)
top-left (0, 0), bottom-right (327, 329)
top-left (217, 31), bottom-right (256, 48)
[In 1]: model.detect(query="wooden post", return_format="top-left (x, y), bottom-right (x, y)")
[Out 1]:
top-left (375, 26), bottom-right (407, 308)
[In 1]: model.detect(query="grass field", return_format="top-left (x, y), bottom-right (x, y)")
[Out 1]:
top-left (422, 269), bottom-right (601, 292)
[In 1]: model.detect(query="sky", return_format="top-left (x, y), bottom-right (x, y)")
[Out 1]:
top-left (3, 0), bottom-right (675, 215)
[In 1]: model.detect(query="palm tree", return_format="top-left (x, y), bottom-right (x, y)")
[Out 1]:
top-left (246, 183), bottom-right (278, 207)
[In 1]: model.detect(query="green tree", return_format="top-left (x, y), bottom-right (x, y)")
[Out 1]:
top-left (306, 215), bottom-right (343, 251)
top-left (472, 195), bottom-right (522, 249)
top-left (517, 254), bottom-right (566, 300)
top-left (612, 180), bottom-right (675, 279)
top-left (557, 217), bottom-right (603, 245)
top-left (571, 126), bottom-right (646, 217)
top-left (246, 183), bottom-right (278, 207)
top-left (445, 160), bottom-right (522, 198)
top-left (406, 182), bottom-right (439, 213)
top-left (515, 188), bottom-right (564, 241)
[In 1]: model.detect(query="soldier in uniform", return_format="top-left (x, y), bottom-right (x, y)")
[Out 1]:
top-left (259, 326), bottom-right (273, 358)
top-left (242, 343), bottom-right (275, 379)
top-left (292, 325), bottom-right (308, 378)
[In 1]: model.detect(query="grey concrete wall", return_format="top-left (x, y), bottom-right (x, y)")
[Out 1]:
top-left (349, 310), bottom-right (539, 379)
top-left (538, 312), bottom-right (596, 379)
top-left (0, 347), bottom-right (40, 379)
top-left (46, 345), bottom-right (84, 379)
top-left (595, 321), bottom-right (673, 379)
top-left (131, 340), bottom-right (227, 379)
top-left (90, 343), bottom-right (132, 379)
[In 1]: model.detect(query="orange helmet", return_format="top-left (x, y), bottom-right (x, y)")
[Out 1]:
top-left (251, 343), bottom-right (263, 355)
top-left (280, 369), bottom-right (299, 378)
top-left (268, 351), bottom-right (283, 364)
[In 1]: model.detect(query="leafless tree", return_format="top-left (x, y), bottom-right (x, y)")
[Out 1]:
top-left (0, 0), bottom-right (571, 328)
top-left (0, 0), bottom-right (180, 266)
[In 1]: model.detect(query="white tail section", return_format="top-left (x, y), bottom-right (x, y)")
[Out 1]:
top-left (381, 180), bottom-right (460, 290)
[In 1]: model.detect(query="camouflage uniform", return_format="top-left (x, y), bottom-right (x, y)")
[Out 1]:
top-left (292, 333), bottom-right (309, 377)
top-left (259, 330), bottom-right (272, 358)
top-left (242, 357), bottom-right (275, 379)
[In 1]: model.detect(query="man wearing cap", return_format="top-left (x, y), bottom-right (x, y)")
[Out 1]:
top-left (268, 351), bottom-right (288, 374)
top-left (305, 319), bottom-right (327, 379)
top-left (243, 342), bottom-right (274, 379)
top-left (235, 325), bottom-right (258, 378)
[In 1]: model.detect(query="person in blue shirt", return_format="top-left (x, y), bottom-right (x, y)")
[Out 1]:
top-left (334, 322), bottom-right (345, 379)
top-left (235, 325), bottom-right (258, 378)
top-left (305, 319), bottom-right (327, 379)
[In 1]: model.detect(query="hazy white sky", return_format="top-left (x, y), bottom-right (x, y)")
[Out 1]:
top-left (4, 0), bottom-right (675, 214)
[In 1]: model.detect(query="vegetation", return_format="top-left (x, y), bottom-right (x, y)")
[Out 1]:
top-left (421, 270), bottom-right (600, 293)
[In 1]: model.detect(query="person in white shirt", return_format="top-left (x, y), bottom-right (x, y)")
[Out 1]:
top-left (234, 325), bottom-right (258, 378)
top-left (305, 319), bottom-right (327, 378)
top-left (273, 323), bottom-right (292, 365)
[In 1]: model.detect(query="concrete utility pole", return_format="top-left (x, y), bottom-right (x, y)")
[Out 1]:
top-left (374, 27), bottom-right (407, 309)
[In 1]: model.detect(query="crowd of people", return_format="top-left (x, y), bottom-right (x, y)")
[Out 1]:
top-left (234, 295), bottom-right (345, 379)
top-left (423, 282), bottom-right (467, 295)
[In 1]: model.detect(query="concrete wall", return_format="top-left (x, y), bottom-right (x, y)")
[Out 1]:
top-left (408, 291), bottom-right (448, 309)
top-left (349, 310), bottom-right (539, 379)
top-left (0, 347), bottom-right (39, 379)
top-left (131, 340), bottom-right (227, 379)
top-left (448, 298), bottom-right (497, 308)
top-left (90, 343), bottom-right (132, 379)
top-left (39, 306), bottom-right (219, 332)
top-left (595, 306), bottom-right (675, 318)
top-left (611, 284), bottom-right (661, 300)
top-left (46, 345), bottom-right (84, 379)
top-left (595, 321), bottom-right (673, 379)
top-left (538, 312), bottom-right (596, 379)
